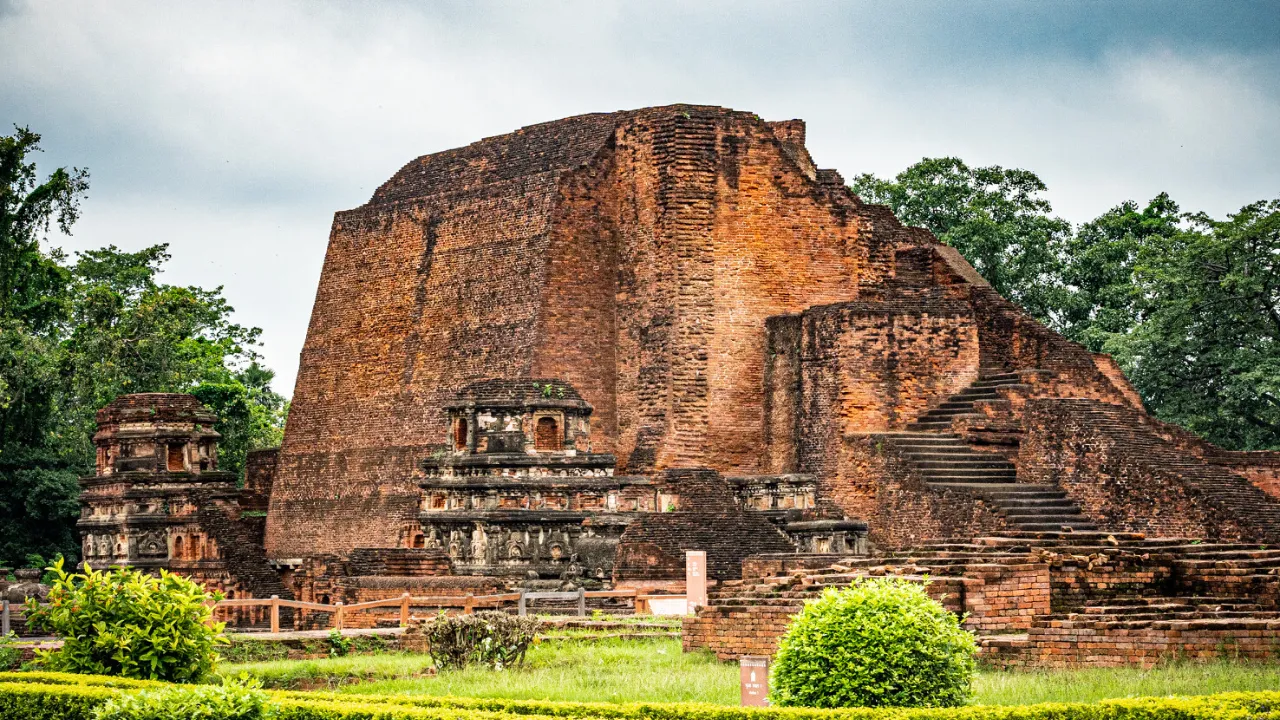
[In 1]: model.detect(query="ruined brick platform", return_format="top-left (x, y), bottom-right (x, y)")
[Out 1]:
top-left (684, 531), bottom-right (1280, 667)
top-left (79, 106), bottom-right (1280, 659)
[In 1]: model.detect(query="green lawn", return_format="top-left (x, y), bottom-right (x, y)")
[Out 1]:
top-left (223, 638), bottom-right (1280, 705)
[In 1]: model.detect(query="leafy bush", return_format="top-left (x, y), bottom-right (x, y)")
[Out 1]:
top-left (25, 559), bottom-right (228, 682)
top-left (92, 676), bottom-right (270, 720)
top-left (0, 632), bottom-right (23, 671)
top-left (770, 576), bottom-right (977, 708)
top-left (327, 630), bottom-right (353, 658)
top-left (413, 611), bottom-right (540, 670)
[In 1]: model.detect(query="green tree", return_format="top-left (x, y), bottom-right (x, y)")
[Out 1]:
top-left (191, 363), bottom-right (288, 477)
top-left (1060, 193), bottom-right (1182, 351)
top-left (850, 157), bottom-right (1071, 321)
top-left (1112, 199), bottom-right (1280, 450)
top-left (0, 127), bottom-right (88, 567)
top-left (0, 126), bottom-right (287, 566)
top-left (58, 244), bottom-right (281, 474)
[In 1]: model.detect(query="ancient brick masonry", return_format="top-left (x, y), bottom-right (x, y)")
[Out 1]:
top-left (267, 106), bottom-right (912, 558)
top-left (685, 532), bottom-right (1280, 668)
top-left (78, 394), bottom-right (289, 603)
top-left (111, 103), bottom-right (1280, 662)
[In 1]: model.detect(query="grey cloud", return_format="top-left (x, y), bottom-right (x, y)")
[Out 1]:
top-left (1, 0), bottom-right (1277, 396)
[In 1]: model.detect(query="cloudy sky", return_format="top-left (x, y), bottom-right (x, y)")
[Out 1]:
top-left (2, 1), bottom-right (1278, 395)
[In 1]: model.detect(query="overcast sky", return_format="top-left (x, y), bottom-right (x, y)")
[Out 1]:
top-left (2, 1), bottom-right (1278, 396)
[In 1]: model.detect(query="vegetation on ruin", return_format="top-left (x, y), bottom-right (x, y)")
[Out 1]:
top-left (769, 577), bottom-right (976, 708)
top-left (25, 560), bottom-right (228, 683)
top-left (0, 125), bottom-right (288, 568)
top-left (852, 163), bottom-right (1280, 451)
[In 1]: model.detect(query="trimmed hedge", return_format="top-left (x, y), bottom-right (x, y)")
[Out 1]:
top-left (0, 681), bottom-right (115, 720)
top-left (2, 672), bottom-right (1280, 720)
top-left (285, 692), bottom-right (1280, 720)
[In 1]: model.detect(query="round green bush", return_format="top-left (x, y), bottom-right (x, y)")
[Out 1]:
top-left (26, 560), bottom-right (228, 683)
top-left (770, 576), bottom-right (977, 708)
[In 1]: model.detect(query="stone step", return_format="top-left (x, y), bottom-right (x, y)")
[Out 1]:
top-left (1018, 521), bottom-right (1099, 531)
top-left (914, 459), bottom-right (1017, 469)
top-left (973, 374), bottom-right (1021, 385)
top-left (922, 474), bottom-right (1021, 484)
top-left (1177, 558), bottom-right (1280, 569)
top-left (920, 408), bottom-right (982, 418)
top-left (995, 498), bottom-right (1081, 510)
top-left (1175, 548), bottom-right (1280, 559)
top-left (927, 483), bottom-right (1063, 494)
top-left (1004, 513), bottom-right (1091, 524)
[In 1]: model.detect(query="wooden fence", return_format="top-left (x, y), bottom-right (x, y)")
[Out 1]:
top-left (2, 590), bottom-right (688, 636)
top-left (213, 588), bottom-right (686, 633)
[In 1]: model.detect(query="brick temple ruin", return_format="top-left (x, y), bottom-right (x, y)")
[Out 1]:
top-left (80, 105), bottom-right (1280, 664)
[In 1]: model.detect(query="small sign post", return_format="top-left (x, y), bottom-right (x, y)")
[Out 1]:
top-left (685, 550), bottom-right (707, 614)
top-left (740, 655), bottom-right (770, 706)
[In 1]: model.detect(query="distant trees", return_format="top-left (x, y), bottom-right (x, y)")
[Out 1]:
top-left (850, 157), bottom-right (1071, 322)
top-left (851, 159), bottom-right (1280, 451)
top-left (0, 126), bottom-right (286, 567)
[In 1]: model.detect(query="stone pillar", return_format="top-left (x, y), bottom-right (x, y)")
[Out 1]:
top-left (686, 550), bottom-right (707, 612)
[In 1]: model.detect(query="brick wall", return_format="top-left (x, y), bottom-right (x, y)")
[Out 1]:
top-left (823, 435), bottom-right (1008, 549)
top-left (614, 511), bottom-right (796, 582)
top-left (1019, 399), bottom-right (1280, 543)
top-left (267, 105), bottom-right (939, 558)
top-left (783, 294), bottom-right (981, 444)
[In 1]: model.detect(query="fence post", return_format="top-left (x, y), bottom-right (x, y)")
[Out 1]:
top-left (517, 590), bottom-right (527, 617)
top-left (464, 594), bottom-right (475, 615)
top-left (400, 593), bottom-right (410, 627)
top-left (333, 602), bottom-right (344, 631)
top-left (269, 595), bottom-right (280, 634)
top-left (577, 587), bottom-right (586, 617)
top-left (1, 600), bottom-right (8, 636)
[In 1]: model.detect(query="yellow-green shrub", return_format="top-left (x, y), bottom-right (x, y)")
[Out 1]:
top-left (771, 577), bottom-right (977, 708)
top-left (91, 677), bottom-right (270, 720)
top-left (26, 560), bottom-right (229, 683)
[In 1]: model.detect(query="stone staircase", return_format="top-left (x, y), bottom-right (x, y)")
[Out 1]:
top-left (873, 432), bottom-right (1097, 532)
top-left (1068, 400), bottom-right (1280, 543)
top-left (686, 531), bottom-right (1280, 665)
top-left (907, 371), bottom-right (1025, 431)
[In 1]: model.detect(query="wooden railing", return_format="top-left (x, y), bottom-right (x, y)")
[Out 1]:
top-left (212, 589), bottom-right (688, 632)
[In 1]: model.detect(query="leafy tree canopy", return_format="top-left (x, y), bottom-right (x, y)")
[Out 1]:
top-left (1110, 199), bottom-right (1280, 450)
top-left (851, 156), bottom-right (1280, 451)
top-left (849, 157), bottom-right (1071, 321)
top-left (0, 126), bottom-right (285, 567)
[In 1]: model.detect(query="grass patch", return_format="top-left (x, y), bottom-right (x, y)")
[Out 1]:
top-left (222, 652), bottom-right (437, 690)
top-left (973, 661), bottom-right (1280, 705)
top-left (226, 637), bottom-right (1280, 705)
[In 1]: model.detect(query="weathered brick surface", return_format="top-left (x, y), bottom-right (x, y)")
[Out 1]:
top-left (79, 394), bottom-right (293, 628)
top-left (1020, 399), bottom-right (1280, 543)
top-left (267, 106), bottom-right (924, 558)
top-left (615, 510), bottom-right (796, 582)
top-left (822, 435), bottom-right (1008, 548)
top-left (685, 534), bottom-right (1280, 667)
